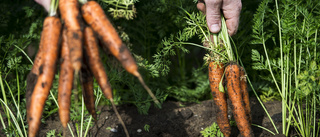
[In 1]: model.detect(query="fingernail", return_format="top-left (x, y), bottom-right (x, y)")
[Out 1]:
top-left (210, 24), bottom-right (220, 33)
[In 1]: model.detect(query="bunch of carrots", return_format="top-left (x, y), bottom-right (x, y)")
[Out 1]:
top-left (206, 18), bottom-right (254, 136)
top-left (208, 61), bottom-right (253, 137)
top-left (26, 0), bottom-right (160, 136)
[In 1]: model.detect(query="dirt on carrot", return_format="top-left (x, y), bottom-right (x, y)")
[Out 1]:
top-left (27, 16), bottom-right (61, 137)
top-left (59, 0), bottom-right (83, 74)
top-left (225, 62), bottom-right (254, 137)
top-left (83, 26), bottom-right (129, 137)
top-left (240, 67), bottom-right (252, 124)
top-left (80, 53), bottom-right (97, 121)
top-left (208, 61), bottom-right (231, 137)
top-left (58, 28), bottom-right (74, 128)
top-left (83, 26), bottom-right (113, 100)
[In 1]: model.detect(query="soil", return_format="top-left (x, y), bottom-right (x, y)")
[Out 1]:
top-left (35, 97), bottom-right (289, 137)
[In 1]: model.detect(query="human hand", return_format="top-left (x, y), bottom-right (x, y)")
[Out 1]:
top-left (197, 0), bottom-right (242, 36)
top-left (35, 0), bottom-right (51, 12)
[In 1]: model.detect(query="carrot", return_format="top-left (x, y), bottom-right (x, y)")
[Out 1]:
top-left (83, 26), bottom-right (112, 100)
top-left (26, 28), bottom-right (46, 120)
top-left (240, 67), bottom-right (252, 124)
top-left (59, 0), bottom-right (83, 74)
top-left (80, 53), bottom-right (97, 121)
top-left (83, 26), bottom-right (129, 137)
top-left (208, 61), bottom-right (231, 137)
top-left (58, 28), bottom-right (74, 129)
top-left (225, 63), bottom-right (253, 137)
top-left (81, 1), bottom-right (161, 108)
top-left (28, 16), bottom-right (61, 137)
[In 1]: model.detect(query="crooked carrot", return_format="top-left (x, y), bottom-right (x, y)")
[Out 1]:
top-left (83, 26), bottom-right (129, 137)
top-left (81, 1), bottom-right (161, 108)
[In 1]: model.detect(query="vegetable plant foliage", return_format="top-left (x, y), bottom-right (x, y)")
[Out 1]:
top-left (251, 0), bottom-right (320, 136)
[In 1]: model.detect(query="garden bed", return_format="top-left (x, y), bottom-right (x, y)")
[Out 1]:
top-left (37, 98), bottom-right (289, 137)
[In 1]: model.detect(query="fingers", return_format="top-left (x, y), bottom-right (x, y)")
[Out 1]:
top-left (197, 0), bottom-right (206, 14)
top-left (35, 0), bottom-right (51, 12)
top-left (197, 0), bottom-right (242, 36)
top-left (222, 0), bottom-right (242, 36)
top-left (205, 0), bottom-right (223, 33)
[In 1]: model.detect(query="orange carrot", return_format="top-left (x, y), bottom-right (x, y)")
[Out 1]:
top-left (26, 28), bottom-right (45, 119)
top-left (240, 67), bottom-right (251, 124)
top-left (28, 16), bottom-right (61, 137)
top-left (83, 26), bottom-right (129, 137)
top-left (208, 61), bottom-right (231, 137)
top-left (83, 26), bottom-right (112, 100)
top-left (58, 28), bottom-right (74, 128)
top-left (80, 54), bottom-right (97, 121)
top-left (225, 63), bottom-right (253, 137)
top-left (59, 0), bottom-right (83, 73)
top-left (81, 1), bottom-right (160, 107)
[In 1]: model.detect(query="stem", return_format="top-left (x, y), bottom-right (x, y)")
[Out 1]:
top-left (0, 71), bottom-right (11, 127)
top-left (79, 0), bottom-right (88, 4)
top-left (294, 4), bottom-right (297, 89)
top-left (100, 0), bottom-right (133, 9)
top-left (262, 38), bottom-right (281, 96)
top-left (314, 30), bottom-right (317, 59)
top-left (15, 61), bottom-right (20, 117)
top-left (252, 124), bottom-right (275, 135)
top-left (110, 98), bottom-right (129, 137)
top-left (13, 45), bottom-right (33, 65)
top-left (178, 42), bottom-right (228, 59)
top-left (0, 99), bottom-right (24, 137)
top-left (313, 82), bottom-right (316, 137)
top-left (49, 0), bottom-right (58, 16)
top-left (136, 74), bottom-right (161, 108)
top-left (0, 112), bottom-right (6, 137)
top-left (275, 0), bottom-right (286, 134)
top-left (80, 96), bottom-right (84, 137)
top-left (181, 8), bottom-right (209, 42)
top-left (4, 80), bottom-right (27, 136)
top-left (220, 16), bottom-right (233, 61)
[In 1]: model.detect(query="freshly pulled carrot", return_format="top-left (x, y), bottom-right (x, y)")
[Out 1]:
top-left (83, 26), bottom-right (129, 137)
top-left (225, 63), bottom-right (253, 137)
top-left (208, 61), bottom-right (231, 137)
top-left (80, 54), bottom-right (97, 121)
top-left (59, 0), bottom-right (83, 74)
top-left (83, 26), bottom-right (112, 100)
top-left (58, 28), bottom-right (74, 129)
top-left (81, 1), bottom-right (161, 108)
top-left (26, 27), bottom-right (46, 119)
top-left (240, 67), bottom-right (251, 124)
top-left (28, 16), bottom-right (61, 137)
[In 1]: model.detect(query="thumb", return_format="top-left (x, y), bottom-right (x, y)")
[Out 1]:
top-left (205, 0), bottom-right (222, 33)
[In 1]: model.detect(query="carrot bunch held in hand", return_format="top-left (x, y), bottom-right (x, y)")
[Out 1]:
top-left (208, 60), bottom-right (253, 137)
top-left (27, 0), bottom-right (160, 136)
top-left (205, 15), bottom-right (253, 137)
